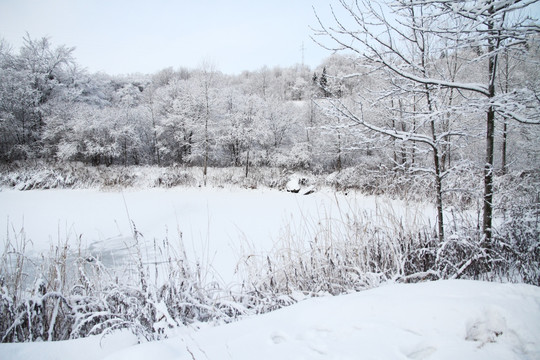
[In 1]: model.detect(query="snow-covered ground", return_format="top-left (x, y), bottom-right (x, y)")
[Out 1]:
top-left (3, 187), bottom-right (537, 359)
top-left (1, 280), bottom-right (539, 360)
top-left (0, 187), bottom-right (434, 284)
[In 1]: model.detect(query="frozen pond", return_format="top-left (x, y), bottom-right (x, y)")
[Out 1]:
top-left (0, 187), bottom-right (435, 283)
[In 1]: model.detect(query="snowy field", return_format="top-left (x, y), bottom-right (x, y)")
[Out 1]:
top-left (1, 280), bottom-right (539, 360)
top-left (1, 187), bottom-right (539, 359)
top-left (0, 187), bottom-right (434, 284)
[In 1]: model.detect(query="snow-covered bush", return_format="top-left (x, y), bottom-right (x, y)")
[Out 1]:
top-left (492, 193), bottom-right (540, 285)
top-left (239, 184), bottom-right (540, 307)
top-left (0, 226), bottom-right (222, 342)
top-left (0, 162), bottom-right (199, 190)
top-left (154, 166), bottom-right (197, 188)
top-left (270, 143), bottom-right (312, 170)
top-left (239, 204), bottom-right (428, 300)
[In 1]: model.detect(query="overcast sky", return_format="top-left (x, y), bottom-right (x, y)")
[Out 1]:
top-left (2, 1), bottom-right (539, 76)
top-left (0, 0), bottom-right (336, 75)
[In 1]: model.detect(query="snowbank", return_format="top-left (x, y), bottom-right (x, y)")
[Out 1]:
top-left (2, 280), bottom-right (538, 360)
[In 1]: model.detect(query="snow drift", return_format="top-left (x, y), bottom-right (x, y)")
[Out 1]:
top-left (1, 280), bottom-right (538, 360)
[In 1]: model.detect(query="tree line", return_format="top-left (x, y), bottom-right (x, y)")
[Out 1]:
top-left (0, 35), bottom-right (367, 172)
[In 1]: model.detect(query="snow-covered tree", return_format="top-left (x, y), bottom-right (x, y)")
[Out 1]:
top-left (0, 35), bottom-right (77, 161)
top-left (313, 0), bottom-right (540, 243)
top-left (153, 79), bottom-right (200, 165)
top-left (195, 62), bottom-right (219, 184)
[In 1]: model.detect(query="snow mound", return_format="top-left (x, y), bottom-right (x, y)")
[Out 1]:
top-left (285, 174), bottom-right (315, 195)
top-left (1, 280), bottom-right (539, 360)
top-left (285, 176), bottom-right (301, 192)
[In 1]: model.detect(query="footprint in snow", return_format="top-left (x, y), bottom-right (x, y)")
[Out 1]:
top-left (465, 307), bottom-right (507, 346)
top-left (270, 332), bottom-right (288, 345)
top-left (406, 345), bottom-right (437, 360)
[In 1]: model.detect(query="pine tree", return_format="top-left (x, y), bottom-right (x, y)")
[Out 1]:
top-left (319, 67), bottom-right (330, 97)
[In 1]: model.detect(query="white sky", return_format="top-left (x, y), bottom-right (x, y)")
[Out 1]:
top-left (2, 1), bottom-right (539, 76)
top-left (0, 0), bottom-right (335, 75)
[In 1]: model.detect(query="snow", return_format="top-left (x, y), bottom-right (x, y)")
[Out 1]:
top-left (0, 188), bottom-right (538, 358)
top-left (0, 330), bottom-right (140, 360)
top-left (0, 187), bottom-right (435, 284)
top-left (285, 176), bottom-right (301, 192)
top-left (1, 280), bottom-right (539, 360)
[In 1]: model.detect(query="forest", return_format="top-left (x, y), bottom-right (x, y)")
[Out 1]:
top-left (1, 20), bottom-right (539, 177)
top-left (0, 0), bottom-right (539, 348)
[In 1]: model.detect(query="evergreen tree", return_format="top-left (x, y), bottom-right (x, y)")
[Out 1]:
top-left (319, 67), bottom-right (330, 97)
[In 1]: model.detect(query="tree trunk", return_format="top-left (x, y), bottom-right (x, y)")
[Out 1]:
top-left (483, 105), bottom-right (495, 244)
top-left (245, 148), bottom-right (250, 177)
top-left (483, 5), bottom-right (497, 245)
top-left (203, 95), bottom-right (209, 186)
top-left (426, 87), bottom-right (444, 241)
top-left (501, 120), bottom-right (508, 175)
top-left (501, 50), bottom-right (509, 175)
top-left (150, 101), bottom-right (160, 165)
top-left (428, 103), bottom-right (444, 241)
top-left (433, 146), bottom-right (445, 242)
top-left (336, 131), bottom-right (342, 172)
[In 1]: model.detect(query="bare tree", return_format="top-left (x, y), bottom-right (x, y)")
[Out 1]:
top-left (313, 0), bottom-right (540, 243)
top-left (198, 61), bottom-right (218, 186)
top-left (314, 0), bottom-right (456, 240)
